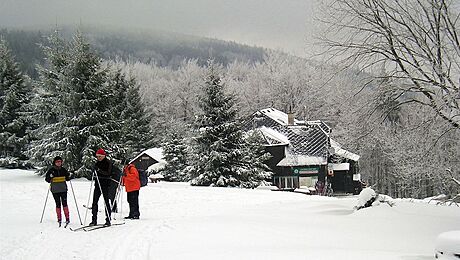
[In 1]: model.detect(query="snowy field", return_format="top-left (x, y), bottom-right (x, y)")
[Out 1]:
top-left (1, 169), bottom-right (459, 260)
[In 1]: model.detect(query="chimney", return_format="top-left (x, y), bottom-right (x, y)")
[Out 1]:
top-left (287, 106), bottom-right (294, 125)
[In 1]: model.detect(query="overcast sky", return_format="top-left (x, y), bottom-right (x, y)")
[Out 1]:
top-left (0, 0), bottom-right (320, 56)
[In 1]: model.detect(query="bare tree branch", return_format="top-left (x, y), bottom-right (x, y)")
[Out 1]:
top-left (317, 0), bottom-right (460, 130)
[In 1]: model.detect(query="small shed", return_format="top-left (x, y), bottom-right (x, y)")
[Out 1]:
top-left (129, 148), bottom-right (166, 172)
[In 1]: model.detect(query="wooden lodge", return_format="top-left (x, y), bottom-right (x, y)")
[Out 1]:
top-left (246, 108), bottom-right (361, 194)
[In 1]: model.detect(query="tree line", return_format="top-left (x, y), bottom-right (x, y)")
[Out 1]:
top-left (111, 50), bottom-right (459, 198)
top-left (0, 31), bottom-right (272, 188)
top-left (316, 0), bottom-right (460, 199)
top-left (1, 5), bottom-right (459, 197)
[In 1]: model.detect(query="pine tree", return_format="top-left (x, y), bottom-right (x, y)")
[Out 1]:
top-left (0, 38), bottom-right (31, 165)
top-left (27, 31), bottom-right (71, 172)
top-left (28, 31), bottom-right (120, 176)
top-left (238, 131), bottom-right (274, 188)
top-left (188, 61), bottom-right (261, 187)
top-left (161, 132), bottom-right (189, 182)
top-left (118, 73), bottom-right (152, 159)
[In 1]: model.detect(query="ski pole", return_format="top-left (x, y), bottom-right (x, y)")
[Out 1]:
top-left (116, 182), bottom-right (123, 220)
top-left (118, 167), bottom-right (126, 220)
top-left (110, 185), bottom-right (119, 220)
top-left (120, 181), bottom-right (124, 219)
top-left (40, 184), bottom-right (51, 223)
top-left (110, 174), bottom-right (123, 220)
top-left (69, 179), bottom-right (83, 225)
top-left (94, 173), bottom-right (112, 221)
top-left (83, 170), bottom-right (95, 225)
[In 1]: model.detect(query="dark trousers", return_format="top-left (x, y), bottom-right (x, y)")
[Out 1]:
top-left (92, 179), bottom-right (111, 222)
top-left (127, 190), bottom-right (140, 218)
top-left (109, 181), bottom-right (118, 212)
top-left (52, 192), bottom-right (68, 207)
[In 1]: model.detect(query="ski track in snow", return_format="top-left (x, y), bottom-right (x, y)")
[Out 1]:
top-left (1, 169), bottom-right (459, 260)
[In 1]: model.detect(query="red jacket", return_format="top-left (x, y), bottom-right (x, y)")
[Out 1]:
top-left (122, 164), bottom-right (140, 192)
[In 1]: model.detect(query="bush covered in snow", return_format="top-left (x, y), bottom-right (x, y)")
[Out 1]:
top-left (0, 157), bottom-right (34, 169)
top-left (356, 187), bottom-right (395, 210)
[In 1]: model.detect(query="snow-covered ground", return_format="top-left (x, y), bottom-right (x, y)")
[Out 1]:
top-left (1, 169), bottom-right (459, 260)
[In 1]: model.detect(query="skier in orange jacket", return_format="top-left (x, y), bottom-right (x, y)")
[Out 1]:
top-left (122, 163), bottom-right (141, 219)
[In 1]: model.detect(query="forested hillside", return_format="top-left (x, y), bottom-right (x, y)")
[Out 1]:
top-left (0, 27), bottom-right (266, 79)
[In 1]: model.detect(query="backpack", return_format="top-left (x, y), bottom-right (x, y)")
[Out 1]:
top-left (138, 169), bottom-right (148, 187)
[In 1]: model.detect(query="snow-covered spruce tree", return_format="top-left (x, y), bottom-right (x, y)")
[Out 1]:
top-left (161, 132), bottom-right (190, 182)
top-left (239, 130), bottom-right (273, 188)
top-left (0, 38), bottom-right (32, 166)
top-left (110, 68), bottom-right (153, 160)
top-left (28, 31), bottom-right (121, 177)
top-left (188, 60), bottom-right (272, 187)
top-left (101, 68), bottom-right (126, 160)
top-left (27, 31), bottom-right (70, 172)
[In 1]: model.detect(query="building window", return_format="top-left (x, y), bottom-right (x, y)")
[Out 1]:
top-left (274, 176), bottom-right (299, 189)
top-left (299, 176), bottom-right (318, 188)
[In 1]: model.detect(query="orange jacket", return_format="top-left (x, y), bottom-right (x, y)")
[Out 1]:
top-left (122, 164), bottom-right (140, 192)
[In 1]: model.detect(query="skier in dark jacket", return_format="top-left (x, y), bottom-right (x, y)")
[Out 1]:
top-left (45, 156), bottom-right (70, 226)
top-left (90, 148), bottom-right (119, 226)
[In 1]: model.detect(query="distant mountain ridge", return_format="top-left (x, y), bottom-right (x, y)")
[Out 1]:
top-left (0, 26), bottom-right (267, 78)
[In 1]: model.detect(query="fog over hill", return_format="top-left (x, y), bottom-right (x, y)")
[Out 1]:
top-left (0, 27), bottom-right (268, 78)
top-left (0, 0), bottom-right (318, 57)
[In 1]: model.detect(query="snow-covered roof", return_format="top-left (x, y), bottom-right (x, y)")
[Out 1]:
top-left (130, 148), bottom-right (165, 164)
top-left (248, 108), bottom-right (331, 158)
top-left (258, 126), bottom-right (290, 146)
top-left (277, 155), bottom-right (327, 166)
top-left (304, 120), bottom-right (331, 135)
top-left (245, 108), bottom-right (359, 165)
top-left (328, 163), bottom-right (350, 171)
top-left (330, 139), bottom-right (360, 161)
top-left (147, 161), bottom-right (166, 173)
top-left (257, 108), bottom-right (303, 126)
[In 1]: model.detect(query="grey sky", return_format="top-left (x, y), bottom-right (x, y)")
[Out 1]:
top-left (0, 0), bottom-right (319, 56)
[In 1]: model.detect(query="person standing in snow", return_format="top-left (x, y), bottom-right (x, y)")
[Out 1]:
top-left (315, 179), bottom-right (325, 196)
top-left (122, 162), bottom-right (141, 219)
top-left (90, 148), bottom-right (119, 226)
top-left (45, 156), bottom-right (70, 227)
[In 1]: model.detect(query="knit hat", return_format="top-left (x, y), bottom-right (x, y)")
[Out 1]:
top-left (53, 156), bottom-right (63, 164)
top-left (96, 148), bottom-right (106, 156)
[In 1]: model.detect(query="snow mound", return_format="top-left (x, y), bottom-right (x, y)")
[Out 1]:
top-left (356, 188), bottom-right (395, 210)
top-left (435, 230), bottom-right (460, 259)
top-left (151, 173), bottom-right (164, 179)
top-left (256, 185), bottom-right (279, 191)
top-left (356, 187), bottom-right (377, 209)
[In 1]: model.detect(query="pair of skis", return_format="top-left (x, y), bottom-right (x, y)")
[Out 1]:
top-left (70, 222), bottom-right (125, 232)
